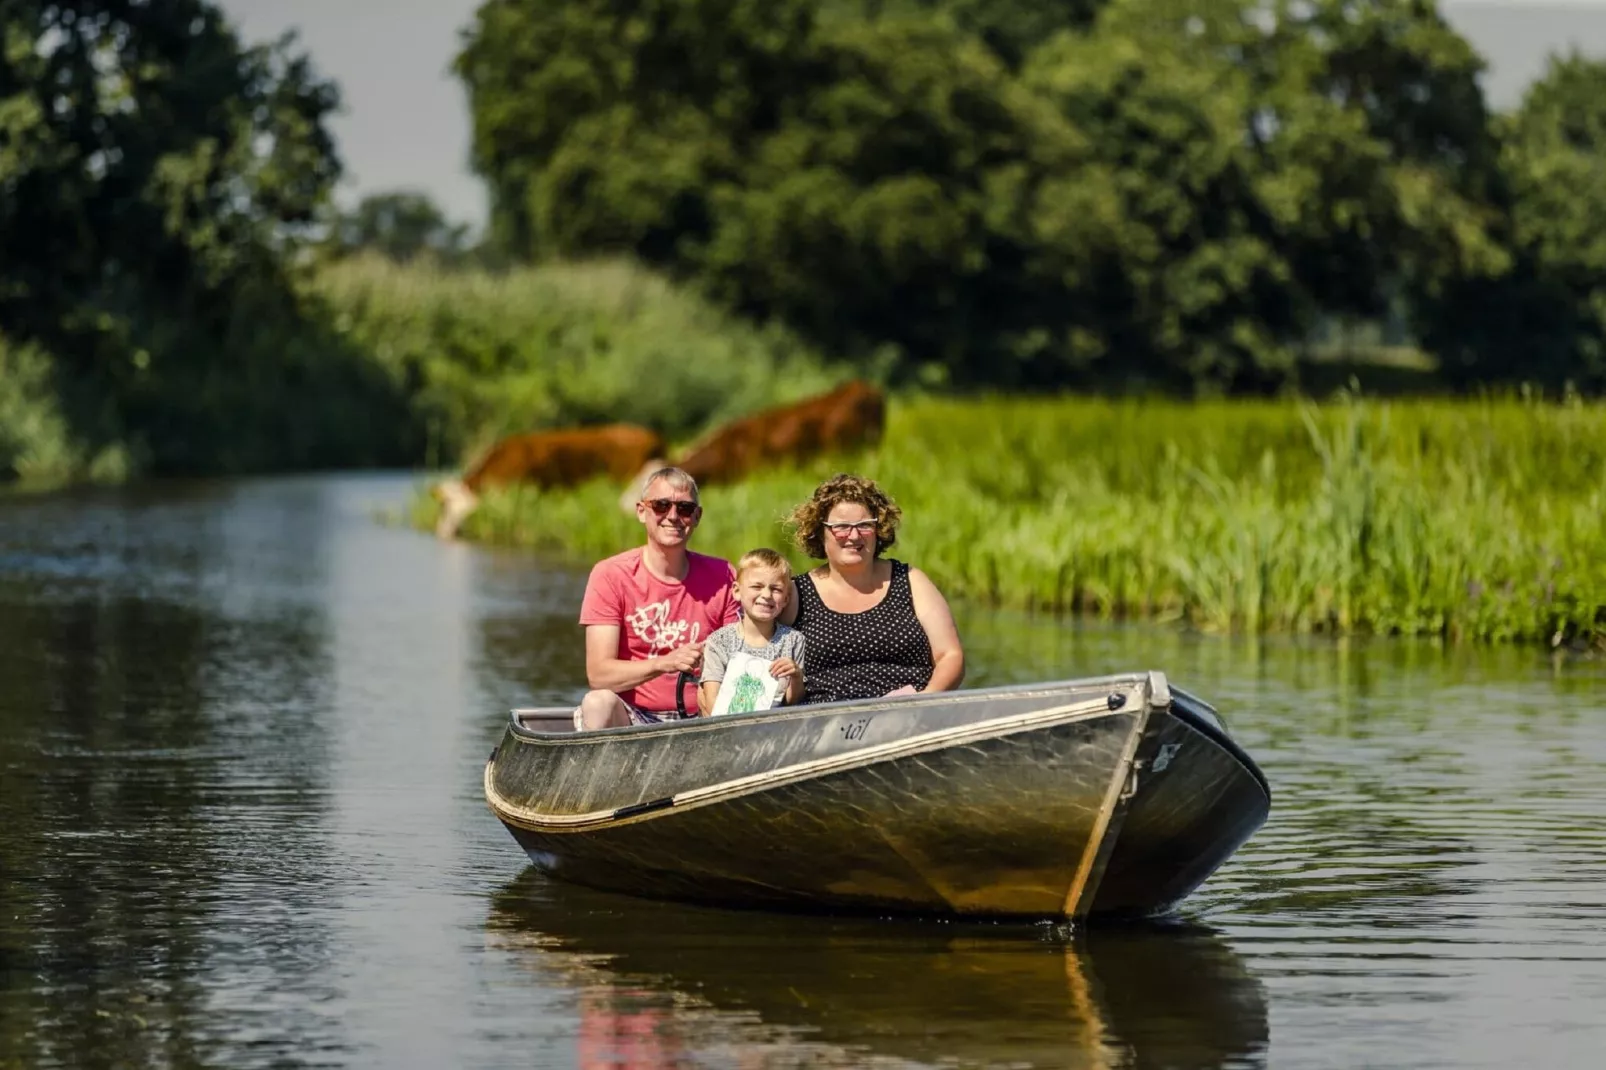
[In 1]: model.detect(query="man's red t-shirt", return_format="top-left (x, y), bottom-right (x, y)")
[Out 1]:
top-left (579, 548), bottom-right (739, 714)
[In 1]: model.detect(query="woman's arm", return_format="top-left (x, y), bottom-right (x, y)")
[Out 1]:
top-left (779, 578), bottom-right (800, 626)
top-left (908, 567), bottom-right (965, 693)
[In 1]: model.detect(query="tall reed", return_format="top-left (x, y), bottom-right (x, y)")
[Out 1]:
top-left (426, 394), bottom-right (1606, 646)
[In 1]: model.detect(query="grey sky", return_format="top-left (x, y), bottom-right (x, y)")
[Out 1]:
top-left (217, 0), bottom-right (484, 225)
top-left (216, 1), bottom-right (1606, 232)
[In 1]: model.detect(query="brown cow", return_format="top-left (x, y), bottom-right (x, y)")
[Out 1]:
top-left (618, 380), bottom-right (887, 511)
top-left (434, 423), bottom-right (666, 540)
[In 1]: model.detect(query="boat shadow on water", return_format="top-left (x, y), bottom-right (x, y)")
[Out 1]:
top-left (486, 871), bottom-right (1269, 1070)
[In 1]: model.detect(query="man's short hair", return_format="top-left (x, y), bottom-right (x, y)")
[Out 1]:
top-left (639, 466), bottom-right (699, 503)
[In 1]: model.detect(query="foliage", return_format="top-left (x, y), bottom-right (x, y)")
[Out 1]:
top-left (0, 333), bottom-right (128, 485)
top-left (321, 190), bottom-right (475, 264)
top-left (430, 393), bottom-right (1606, 647)
top-left (1421, 54), bottom-right (1606, 391)
top-left (15, 0), bottom-right (1606, 494)
top-left (456, 0), bottom-right (1516, 393)
top-left (823, 0), bottom-right (1102, 68)
top-left (311, 255), bottom-right (843, 465)
top-left (0, 0), bottom-right (408, 474)
top-left (1031, 0), bottom-right (1507, 390)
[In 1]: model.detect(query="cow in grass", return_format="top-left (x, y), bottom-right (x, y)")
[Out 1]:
top-left (618, 381), bottom-right (887, 512)
top-left (434, 424), bottom-right (666, 540)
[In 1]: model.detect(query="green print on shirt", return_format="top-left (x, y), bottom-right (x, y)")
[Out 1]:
top-left (727, 671), bottom-right (767, 714)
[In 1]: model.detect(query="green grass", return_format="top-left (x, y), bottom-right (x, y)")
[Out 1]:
top-left (420, 393), bottom-right (1606, 646)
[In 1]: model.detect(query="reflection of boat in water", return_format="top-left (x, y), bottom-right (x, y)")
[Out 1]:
top-left (487, 873), bottom-right (1270, 1069)
top-left (485, 671), bottom-right (1270, 920)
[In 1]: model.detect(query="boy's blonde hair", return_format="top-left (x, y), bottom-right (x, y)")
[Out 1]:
top-left (736, 547), bottom-right (791, 580)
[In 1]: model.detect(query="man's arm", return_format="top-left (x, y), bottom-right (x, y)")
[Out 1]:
top-left (585, 624), bottom-right (701, 692)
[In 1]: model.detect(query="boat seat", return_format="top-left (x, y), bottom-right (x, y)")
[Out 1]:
top-left (514, 709), bottom-right (579, 733)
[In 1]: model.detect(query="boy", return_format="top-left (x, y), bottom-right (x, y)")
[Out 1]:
top-left (698, 548), bottom-right (806, 715)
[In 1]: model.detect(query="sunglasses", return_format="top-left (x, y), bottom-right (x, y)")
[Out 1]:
top-left (823, 519), bottom-right (877, 538)
top-left (645, 498), bottom-right (699, 519)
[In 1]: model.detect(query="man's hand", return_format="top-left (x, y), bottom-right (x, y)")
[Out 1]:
top-left (657, 642), bottom-right (704, 675)
top-left (769, 657), bottom-right (799, 681)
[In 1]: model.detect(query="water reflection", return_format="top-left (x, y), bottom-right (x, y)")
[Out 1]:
top-left (487, 873), bottom-right (1268, 1069)
top-left (5, 474), bottom-right (1606, 1069)
top-left (0, 481), bottom-right (348, 1068)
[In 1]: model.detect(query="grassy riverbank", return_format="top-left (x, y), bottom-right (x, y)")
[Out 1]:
top-left (420, 394), bottom-right (1606, 647)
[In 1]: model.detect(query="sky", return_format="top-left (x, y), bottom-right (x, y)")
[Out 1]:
top-left (216, 1), bottom-right (1606, 233)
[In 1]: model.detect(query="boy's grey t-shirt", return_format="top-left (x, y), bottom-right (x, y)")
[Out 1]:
top-left (699, 623), bottom-right (806, 684)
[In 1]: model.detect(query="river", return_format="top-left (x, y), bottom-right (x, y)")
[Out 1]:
top-left (1, 473), bottom-right (1602, 1069)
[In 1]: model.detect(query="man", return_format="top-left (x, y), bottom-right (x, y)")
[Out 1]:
top-left (575, 466), bottom-right (739, 729)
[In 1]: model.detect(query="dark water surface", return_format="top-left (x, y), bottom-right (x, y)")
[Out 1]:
top-left (2, 474), bottom-right (1603, 1069)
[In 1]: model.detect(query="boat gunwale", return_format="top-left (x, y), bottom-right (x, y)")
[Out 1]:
top-left (502, 671), bottom-right (1164, 745)
top-left (485, 692), bottom-right (1136, 833)
top-left (493, 671), bottom-right (1269, 800)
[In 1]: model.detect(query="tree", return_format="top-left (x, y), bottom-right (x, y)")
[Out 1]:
top-left (457, 0), bottom-right (823, 261)
top-left (0, 1), bottom-right (407, 471)
top-left (691, 15), bottom-right (1090, 385)
top-left (824, 0), bottom-right (1104, 67)
top-left (1420, 53), bottom-right (1606, 390)
top-left (455, 0), bottom-right (1513, 393)
top-left (324, 191), bottom-right (473, 263)
top-left (0, 2), bottom-right (340, 333)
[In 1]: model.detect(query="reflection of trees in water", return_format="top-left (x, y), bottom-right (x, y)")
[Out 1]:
top-left (469, 553), bottom-right (591, 716)
top-left (486, 872), bottom-right (1268, 1070)
top-left (0, 494), bottom-right (342, 1068)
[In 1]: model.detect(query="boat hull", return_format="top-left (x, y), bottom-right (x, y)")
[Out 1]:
top-left (485, 672), bottom-right (1269, 921)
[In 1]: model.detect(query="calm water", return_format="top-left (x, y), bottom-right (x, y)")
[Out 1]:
top-left (2, 474), bottom-right (1603, 1070)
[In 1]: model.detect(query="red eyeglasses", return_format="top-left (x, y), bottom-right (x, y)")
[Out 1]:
top-left (645, 498), bottom-right (699, 519)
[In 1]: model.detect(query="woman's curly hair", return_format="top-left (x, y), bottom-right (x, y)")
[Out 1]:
top-left (788, 473), bottom-right (903, 560)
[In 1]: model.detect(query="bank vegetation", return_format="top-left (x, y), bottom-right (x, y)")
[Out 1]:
top-left (428, 394), bottom-right (1606, 647)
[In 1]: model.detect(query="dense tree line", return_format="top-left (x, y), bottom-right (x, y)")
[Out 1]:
top-left (457, 0), bottom-right (1606, 392)
top-left (0, 0), bottom-right (415, 476)
top-left (7, 0), bottom-right (1606, 485)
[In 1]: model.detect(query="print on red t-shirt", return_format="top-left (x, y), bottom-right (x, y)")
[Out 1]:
top-left (579, 548), bottom-right (739, 714)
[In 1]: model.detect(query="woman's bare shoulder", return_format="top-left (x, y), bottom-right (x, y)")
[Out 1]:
top-left (906, 565), bottom-right (951, 601)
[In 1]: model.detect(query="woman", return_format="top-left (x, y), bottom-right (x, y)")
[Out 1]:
top-left (779, 474), bottom-right (964, 704)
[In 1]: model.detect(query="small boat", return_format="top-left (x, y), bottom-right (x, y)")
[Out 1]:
top-left (483, 671), bottom-right (1269, 921)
